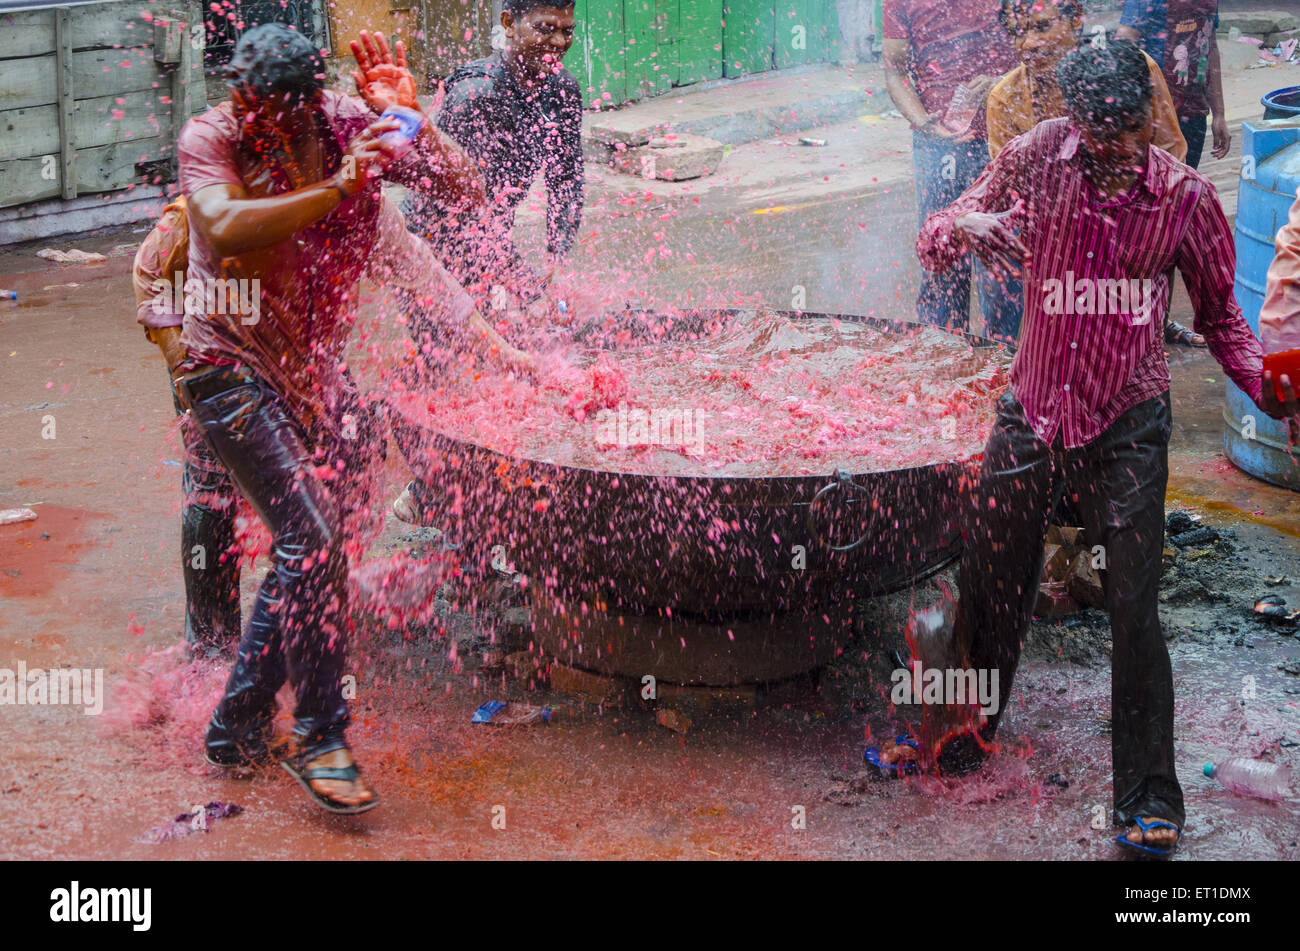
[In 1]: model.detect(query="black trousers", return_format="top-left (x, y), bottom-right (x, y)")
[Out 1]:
top-left (171, 379), bottom-right (240, 651)
top-left (957, 389), bottom-right (1184, 829)
top-left (182, 368), bottom-right (356, 761)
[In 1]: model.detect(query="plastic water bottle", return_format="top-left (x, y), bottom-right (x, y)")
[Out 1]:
top-left (0, 289), bottom-right (16, 300)
top-left (377, 106), bottom-right (426, 160)
top-left (941, 84), bottom-right (981, 136)
top-left (1203, 759), bottom-right (1292, 801)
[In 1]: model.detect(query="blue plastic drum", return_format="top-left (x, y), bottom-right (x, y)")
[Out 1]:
top-left (1224, 111), bottom-right (1300, 491)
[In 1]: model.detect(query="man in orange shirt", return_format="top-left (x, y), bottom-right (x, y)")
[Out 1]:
top-left (988, 1), bottom-right (1186, 160)
top-left (979, 0), bottom-right (1187, 343)
top-left (133, 197), bottom-right (242, 660)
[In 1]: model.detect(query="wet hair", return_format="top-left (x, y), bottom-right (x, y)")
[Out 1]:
top-left (503, 0), bottom-right (576, 16)
top-left (225, 23), bottom-right (325, 100)
top-left (999, 0), bottom-right (1085, 34)
top-left (1058, 37), bottom-right (1153, 131)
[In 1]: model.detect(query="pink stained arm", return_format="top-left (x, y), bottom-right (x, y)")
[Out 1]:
top-left (1259, 187), bottom-right (1300, 354)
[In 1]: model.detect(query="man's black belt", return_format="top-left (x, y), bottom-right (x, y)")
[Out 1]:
top-left (174, 365), bottom-right (257, 405)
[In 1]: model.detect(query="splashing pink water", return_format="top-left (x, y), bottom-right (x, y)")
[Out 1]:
top-left (101, 643), bottom-right (230, 774)
top-left (395, 311), bottom-right (1010, 478)
top-left (349, 550), bottom-right (460, 629)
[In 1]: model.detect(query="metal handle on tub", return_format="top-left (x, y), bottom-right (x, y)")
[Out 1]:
top-left (807, 468), bottom-right (873, 553)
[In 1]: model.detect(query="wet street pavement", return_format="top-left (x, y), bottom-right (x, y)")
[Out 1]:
top-left (2, 128), bottom-right (1299, 860)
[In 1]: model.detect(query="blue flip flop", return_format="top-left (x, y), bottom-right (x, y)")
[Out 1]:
top-left (1115, 816), bottom-right (1181, 857)
top-left (864, 734), bottom-right (921, 776)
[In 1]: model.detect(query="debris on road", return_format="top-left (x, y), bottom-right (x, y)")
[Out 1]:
top-left (135, 802), bottom-right (243, 845)
top-left (656, 708), bottom-right (693, 734)
top-left (1036, 581), bottom-right (1079, 617)
top-left (36, 248), bottom-right (107, 264)
top-left (0, 508), bottom-right (37, 526)
top-left (549, 663), bottom-right (623, 705)
top-left (1254, 594), bottom-right (1300, 623)
top-left (1170, 525), bottom-right (1220, 548)
top-left (1036, 524), bottom-right (1091, 616)
top-left (823, 772), bottom-right (875, 805)
top-left (504, 650), bottom-right (547, 684)
top-left (471, 700), bottom-right (551, 725)
top-left (1204, 758), bottom-right (1293, 801)
top-left (1067, 552), bottom-right (1104, 609)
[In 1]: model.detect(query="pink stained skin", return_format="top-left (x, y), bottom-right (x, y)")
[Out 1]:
top-left (395, 311), bottom-right (1011, 478)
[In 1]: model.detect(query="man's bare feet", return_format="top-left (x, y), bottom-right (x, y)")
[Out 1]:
top-left (306, 748), bottom-right (375, 808)
top-left (1125, 817), bottom-right (1179, 850)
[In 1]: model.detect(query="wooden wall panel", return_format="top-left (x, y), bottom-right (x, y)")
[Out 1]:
top-left (0, 1), bottom-right (204, 208)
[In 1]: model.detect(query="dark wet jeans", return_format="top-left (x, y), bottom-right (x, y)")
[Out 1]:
top-left (1180, 114), bottom-right (1208, 171)
top-left (957, 389), bottom-right (1184, 829)
top-left (171, 378), bottom-right (240, 652)
top-left (180, 367), bottom-right (351, 762)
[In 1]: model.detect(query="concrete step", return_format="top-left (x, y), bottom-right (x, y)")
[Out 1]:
top-left (584, 63), bottom-right (890, 150)
top-left (1218, 10), bottom-right (1299, 37)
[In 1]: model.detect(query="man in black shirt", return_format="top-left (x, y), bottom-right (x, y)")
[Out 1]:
top-left (438, 2), bottom-right (584, 278)
top-left (395, 0), bottom-right (585, 524)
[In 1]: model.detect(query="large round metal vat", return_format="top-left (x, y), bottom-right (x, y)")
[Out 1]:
top-left (391, 310), bottom-right (1000, 683)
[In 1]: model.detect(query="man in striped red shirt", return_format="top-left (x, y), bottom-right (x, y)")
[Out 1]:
top-left (914, 39), bottom-right (1294, 856)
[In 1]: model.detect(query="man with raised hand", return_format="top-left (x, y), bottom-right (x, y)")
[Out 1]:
top-left (176, 23), bottom-right (527, 814)
top-left (365, 3), bottom-right (584, 525)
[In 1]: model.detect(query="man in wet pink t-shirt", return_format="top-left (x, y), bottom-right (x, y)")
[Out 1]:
top-left (882, 0), bottom-right (1017, 338)
top-left (174, 24), bottom-right (529, 815)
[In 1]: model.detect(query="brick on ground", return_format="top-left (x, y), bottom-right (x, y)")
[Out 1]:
top-left (549, 663), bottom-right (626, 705)
top-left (1067, 551), bottom-right (1105, 609)
top-left (608, 133), bottom-right (725, 181)
top-left (1036, 581), bottom-right (1079, 617)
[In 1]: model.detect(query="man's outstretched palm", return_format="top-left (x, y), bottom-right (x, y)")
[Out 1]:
top-left (351, 30), bottom-right (418, 114)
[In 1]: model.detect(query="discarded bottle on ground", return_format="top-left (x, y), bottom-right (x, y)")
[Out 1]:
top-left (1203, 758), bottom-right (1292, 801)
top-left (472, 700), bottom-right (551, 726)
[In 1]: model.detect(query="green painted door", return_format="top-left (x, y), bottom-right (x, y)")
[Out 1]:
top-left (568, 0), bottom-right (629, 106)
top-left (723, 0), bottom-right (774, 77)
top-left (818, 1), bottom-right (841, 63)
top-left (654, 0), bottom-right (683, 88)
top-left (774, 0), bottom-right (808, 68)
top-left (676, 0), bottom-right (724, 86)
top-left (625, 0), bottom-right (676, 100)
top-left (775, 1), bottom-right (839, 67)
